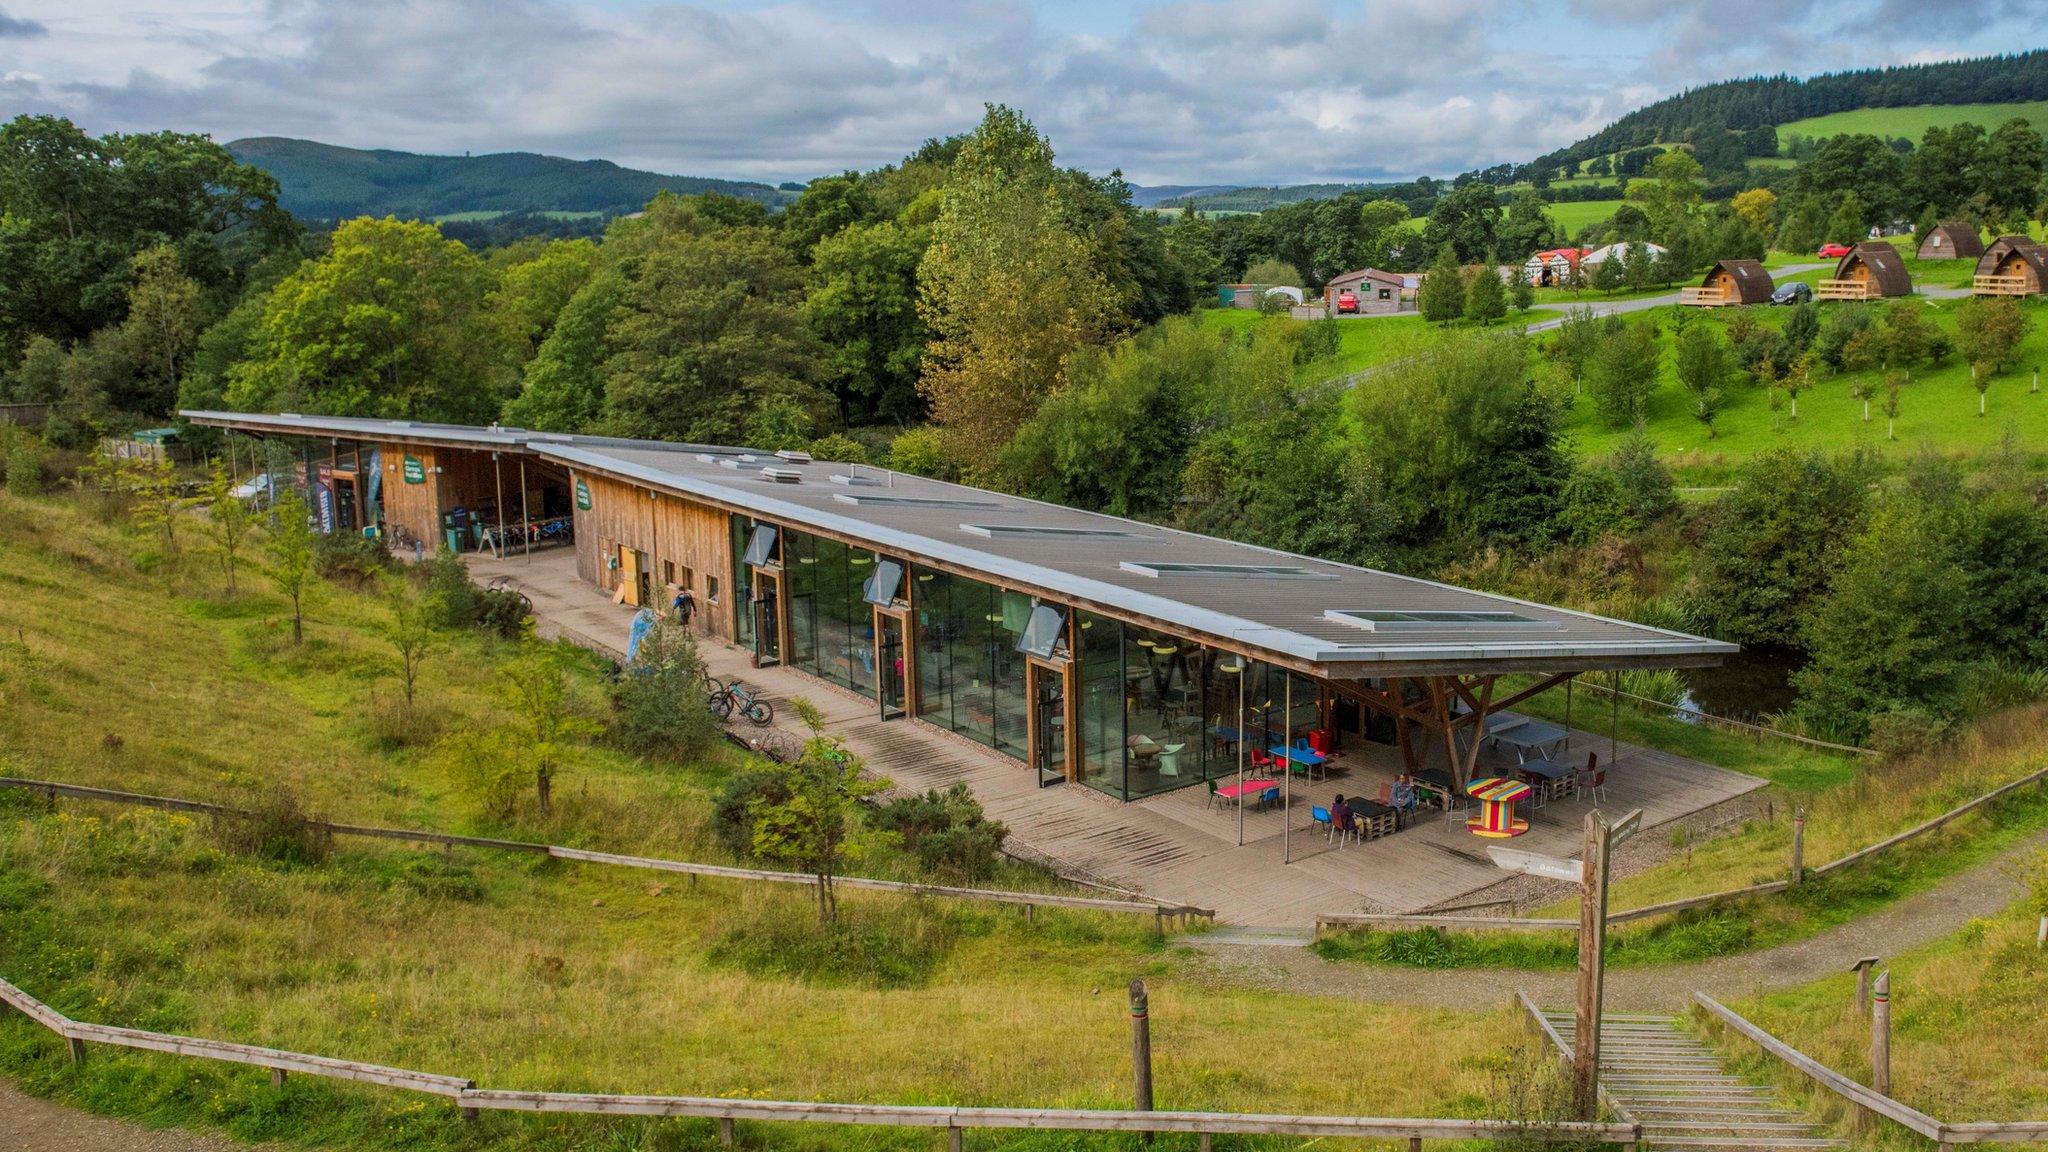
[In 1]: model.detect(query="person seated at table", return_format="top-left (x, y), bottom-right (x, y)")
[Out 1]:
top-left (1390, 775), bottom-right (1417, 814)
top-left (1330, 794), bottom-right (1354, 834)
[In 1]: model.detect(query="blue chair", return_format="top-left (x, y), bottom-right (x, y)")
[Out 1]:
top-left (1312, 805), bottom-right (1333, 841)
top-left (1260, 787), bottom-right (1280, 811)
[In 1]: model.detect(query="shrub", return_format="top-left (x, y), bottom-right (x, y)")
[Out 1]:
top-left (1291, 317), bottom-right (1341, 365)
top-left (712, 768), bottom-right (793, 858)
top-left (609, 618), bottom-right (719, 762)
top-left (888, 426), bottom-right (950, 479)
top-left (1866, 708), bottom-right (1952, 759)
top-left (474, 586), bottom-right (531, 640)
top-left (208, 785), bottom-right (332, 866)
top-left (420, 552), bottom-right (480, 628)
top-left (313, 531), bottom-right (392, 588)
top-left (3, 429), bottom-right (45, 496)
top-left (872, 783), bottom-right (1010, 881)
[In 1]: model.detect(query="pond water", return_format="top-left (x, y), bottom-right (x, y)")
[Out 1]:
top-left (1676, 644), bottom-right (1804, 721)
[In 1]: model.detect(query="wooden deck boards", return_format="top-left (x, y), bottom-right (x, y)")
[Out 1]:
top-left (468, 550), bottom-right (1768, 927)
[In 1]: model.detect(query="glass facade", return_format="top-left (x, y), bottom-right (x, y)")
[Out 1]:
top-left (729, 515), bottom-right (756, 646)
top-left (784, 529), bottom-right (879, 698)
top-left (728, 515), bottom-right (1328, 803)
top-left (912, 565), bottom-right (1029, 758)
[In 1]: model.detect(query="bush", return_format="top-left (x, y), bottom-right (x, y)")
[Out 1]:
top-left (474, 586), bottom-right (531, 640)
top-left (887, 426), bottom-right (950, 479)
top-left (208, 785), bottom-right (332, 866)
top-left (3, 429), bottom-right (45, 496)
top-left (313, 531), bottom-right (392, 588)
top-left (712, 768), bottom-right (794, 858)
top-left (1866, 708), bottom-right (1952, 759)
top-left (872, 783), bottom-right (1010, 881)
top-left (609, 618), bottom-right (719, 762)
top-left (420, 552), bottom-right (480, 627)
top-left (1291, 317), bottom-right (1341, 365)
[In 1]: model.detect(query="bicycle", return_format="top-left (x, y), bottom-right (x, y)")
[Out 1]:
top-left (707, 679), bottom-right (773, 726)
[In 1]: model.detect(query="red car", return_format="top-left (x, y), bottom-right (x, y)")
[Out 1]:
top-left (1335, 290), bottom-right (1359, 314)
top-left (1818, 242), bottom-right (1852, 258)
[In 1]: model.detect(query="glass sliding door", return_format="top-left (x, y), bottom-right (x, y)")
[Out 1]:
top-left (876, 611), bottom-right (907, 719)
top-left (1028, 660), bottom-right (1070, 787)
top-left (1077, 611), bottom-right (1126, 798)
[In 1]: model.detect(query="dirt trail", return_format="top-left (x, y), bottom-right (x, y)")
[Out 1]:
top-left (0, 1079), bottom-right (262, 1152)
top-left (1190, 827), bottom-right (2048, 1012)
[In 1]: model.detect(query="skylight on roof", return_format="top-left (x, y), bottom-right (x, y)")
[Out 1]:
top-left (961, 524), bottom-right (1146, 540)
top-left (1119, 561), bottom-right (1332, 580)
top-left (1324, 609), bottom-right (1561, 632)
top-left (832, 494), bottom-right (1003, 509)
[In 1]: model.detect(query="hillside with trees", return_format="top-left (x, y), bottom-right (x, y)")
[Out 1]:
top-left (226, 136), bottom-right (796, 221)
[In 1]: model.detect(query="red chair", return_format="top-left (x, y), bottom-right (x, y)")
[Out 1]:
top-left (1576, 752), bottom-right (1607, 804)
top-left (1249, 749), bottom-right (1274, 776)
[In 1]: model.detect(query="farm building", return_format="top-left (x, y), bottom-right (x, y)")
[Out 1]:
top-left (1916, 222), bottom-right (1984, 261)
top-left (1522, 248), bottom-right (1587, 286)
top-left (1681, 259), bottom-right (1774, 307)
top-left (1818, 242), bottom-right (1911, 301)
top-left (182, 409), bottom-right (1735, 807)
top-left (1973, 236), bottom-right (2048, 296)
top-left (1323, 268), bottom-right (1408, 313)
top-left (1578, 241), bottom-right (1665, 268)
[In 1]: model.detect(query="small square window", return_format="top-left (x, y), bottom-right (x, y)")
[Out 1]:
top-left (706, 575), bottom-right (720, 603)
top-left (682, 565), bottom-right (696, 590)
top-left (662, 561), bottom-right (676, 585)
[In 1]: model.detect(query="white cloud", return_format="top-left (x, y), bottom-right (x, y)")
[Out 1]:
top-left (0, 0), bottom-right (2038, 184)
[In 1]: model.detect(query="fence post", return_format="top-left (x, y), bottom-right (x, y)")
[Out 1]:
top-left (1871, 970), bottom-right (1891, 1097)
top-left (717, 1117), bottom-right (734, 1147)
top-left (271, 1068), bottom-right (287, 1089)
top-left (1851, 956), bottom-right (1880, 1016)
top-left (1789, 807), bottom-right (1805, 886)
top-left (66, 1036), bottom-right (86, 1065)
top-left (1129, 978), bottom-right (1154, 1144)
top-left (947, 1124), bottom-right (963, 1152)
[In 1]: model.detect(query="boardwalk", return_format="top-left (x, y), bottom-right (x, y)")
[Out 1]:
top-left (468, 549), bottom-right (1766, 927)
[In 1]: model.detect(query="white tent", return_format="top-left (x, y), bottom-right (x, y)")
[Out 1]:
top-left (1580, 241), bottom-right (1666, 267)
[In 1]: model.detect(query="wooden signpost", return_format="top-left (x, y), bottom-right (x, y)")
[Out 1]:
top-left (1488, 807), bottom-right (1642, 1120)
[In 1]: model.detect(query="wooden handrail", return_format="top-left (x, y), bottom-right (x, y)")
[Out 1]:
top-left (1692, 993), bottom-right (1942, 1139)
top-left (0, 971), bottom-right (1638, 1146)
top-left (0, 778), bottom-right (1212, 921)
top-left (1809, 764), bottom-right (2048, 878)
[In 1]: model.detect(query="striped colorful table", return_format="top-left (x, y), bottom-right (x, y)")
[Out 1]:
top-left (1465, 776), bottom-right (1533, 838)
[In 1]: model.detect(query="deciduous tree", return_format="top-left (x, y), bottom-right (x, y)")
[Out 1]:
top-left (265, 489), bottom-right (316, 645)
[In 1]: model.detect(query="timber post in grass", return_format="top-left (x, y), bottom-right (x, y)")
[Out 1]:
top-left (66, 1035), bottom-right (86, 1065)
top-left (1871, 970), bottom-right (1892, 1097)
top-left (1129, 978), bottom-right (1154, 1143)
top-left (1851, 956), bottom-right (1881, 1016)
top-left (1790, 807), bottom-right (1806, 885)
top-left (1572, 809), bottom-right (1613, 1120)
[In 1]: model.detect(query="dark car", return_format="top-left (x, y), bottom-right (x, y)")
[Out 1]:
top-left (1771, 282), bottom-right (1813, 305)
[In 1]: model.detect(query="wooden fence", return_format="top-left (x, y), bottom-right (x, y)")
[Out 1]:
top-left (0, 777), bottom-right (1212, 927)
top-left (1566, 677), bottom-right (1878, 757)
top-left (0, 975), bottom-right (1642, 1149)
top-left (1314, 763), bottom-right (2048, 937)
top-left (1693, 993), bottom-right (2048, 1146)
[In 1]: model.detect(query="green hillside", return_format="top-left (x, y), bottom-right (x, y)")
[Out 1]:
top-left (1778, 100), bottom-right (2048, 144)
top-left (227, 137), bottom-right (794, 221)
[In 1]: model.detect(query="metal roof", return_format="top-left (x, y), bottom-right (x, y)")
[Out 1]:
top-left (181, 409), bottom-right (1736, 677)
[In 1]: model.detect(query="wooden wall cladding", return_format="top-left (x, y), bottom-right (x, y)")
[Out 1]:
top-left (569, 471), bottom-right (735, 643)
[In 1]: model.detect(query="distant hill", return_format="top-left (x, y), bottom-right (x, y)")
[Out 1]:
top-left (1159, 183), bottom-right (1401, 213)
top-left (1532, 50), bottom-right (2048, 173)
top-left (1127, 184), bottom-right (1244, 208)
top-left (227, 137), bottom-right (795, 221)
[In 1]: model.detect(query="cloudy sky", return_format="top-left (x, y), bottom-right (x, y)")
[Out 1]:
top-left (0, 0), bottom-right (2041, 185)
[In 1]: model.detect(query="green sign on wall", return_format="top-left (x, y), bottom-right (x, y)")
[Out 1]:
top-left (574, 478), bottom-right (592, 510)
top-left (402, 455), bottom-right (426, 485)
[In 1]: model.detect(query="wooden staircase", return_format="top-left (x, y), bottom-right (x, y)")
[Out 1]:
top-left (1540, 1010), bottom-right (1845, 1151)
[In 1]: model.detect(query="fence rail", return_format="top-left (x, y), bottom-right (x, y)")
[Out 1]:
top-left (1566, 678), bottom-right (1878, 757)
top-left (1690, 993), bottom-right (2048, 1145)
top-left (1314, 764), bottom-right (2048, 937)
top-left (0, 973), bottom-right (1640, 1148)
top-left (0, 777), bottom-right (1212, 923)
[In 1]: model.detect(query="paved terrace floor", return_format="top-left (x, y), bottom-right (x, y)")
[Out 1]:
top-left (467, 548), bottom-right (1767, 928)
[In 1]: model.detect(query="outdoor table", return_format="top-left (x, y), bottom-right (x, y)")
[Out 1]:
top-left (1268, 744), bottom-right (1328, 782)
top-left (1465, 776), bottom-right (1533, 838)
top-left (1517, 758), bottom-right (1572, 782)
top-left (1412, 768), bottom-right (1455, 809)
top-left (1488, 719), bottom-right (1569, 763)
top-left (1216, 778), bottom-right (1278, 809)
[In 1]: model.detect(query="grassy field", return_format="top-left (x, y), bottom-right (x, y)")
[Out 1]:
top-left (1719, 871), bottom-right (2048, 1127)
top-left (1197, 306), bottom-right (1442, 378)
top-left (0, 488), bottom-right (1540, 1151)
top-left (1778, 100), bottom-right (2048, 146)
top-left (1555, 299), bottom-right (2048, 479)
top-left (1547, 200), bottom-right (1624, 237)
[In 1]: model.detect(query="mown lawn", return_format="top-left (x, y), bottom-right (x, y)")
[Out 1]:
top-left (0, 489), bottom-right (1534, 1151)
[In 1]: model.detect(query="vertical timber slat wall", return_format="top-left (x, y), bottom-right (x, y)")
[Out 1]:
top-left (378, 443), bottom-right (442, 552)
top-left (569, 472), bottom-right (735, 643)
